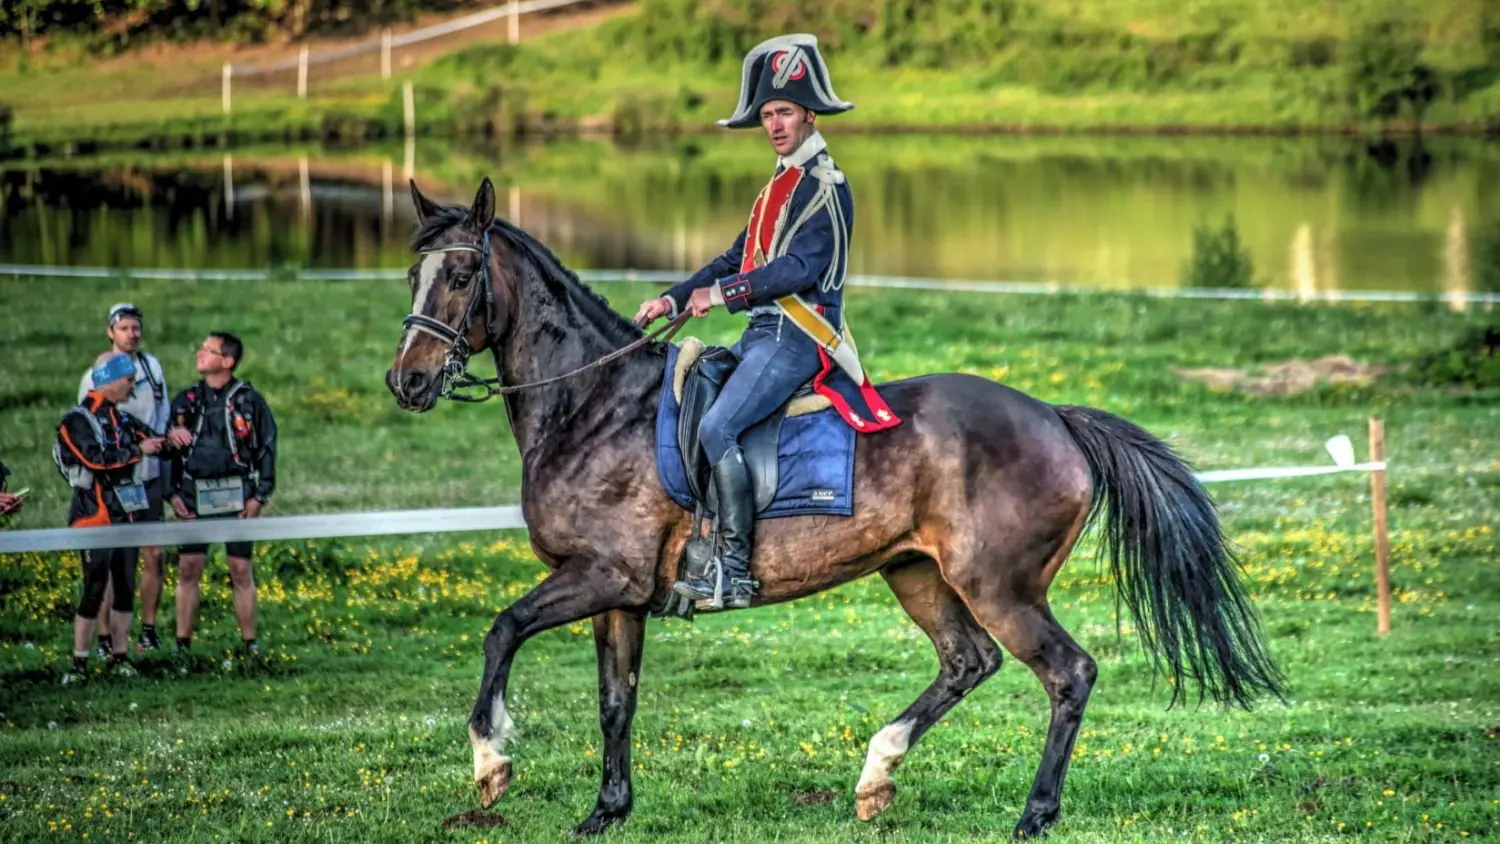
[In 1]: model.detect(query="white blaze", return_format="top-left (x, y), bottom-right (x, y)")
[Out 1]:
top-left (399, 252), bottom-right (447, 358)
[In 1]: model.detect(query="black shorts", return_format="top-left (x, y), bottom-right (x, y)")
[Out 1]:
top-left (178, 511), bottom-right (254, 558)
top-left (177, 478), bottom-right (254, 558)
top-left (134, 474), bottom-right (167, 524)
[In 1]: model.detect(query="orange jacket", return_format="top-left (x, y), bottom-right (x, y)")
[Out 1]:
top-left (57, 392), bottom-right (151, 527)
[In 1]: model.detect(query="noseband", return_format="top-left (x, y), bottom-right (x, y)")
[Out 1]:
top-left (401, 231), bottom-right (691, 404)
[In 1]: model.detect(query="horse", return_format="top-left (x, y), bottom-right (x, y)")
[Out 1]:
top-left (385, 178), bottom-right (1285, 838)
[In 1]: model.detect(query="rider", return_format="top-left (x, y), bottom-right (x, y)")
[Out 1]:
top-left (635, 34), bottom-right (900, 610)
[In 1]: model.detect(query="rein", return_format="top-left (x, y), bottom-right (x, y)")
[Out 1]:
top-left (404, 237), bottom-right (691, 404)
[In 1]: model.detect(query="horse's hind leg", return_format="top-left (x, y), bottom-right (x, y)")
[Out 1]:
top-left (855, 558), bottom-right (1003, 822)
top-left (945, 539), bottom-right (1097, 838)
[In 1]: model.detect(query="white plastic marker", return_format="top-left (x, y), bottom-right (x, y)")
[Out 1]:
top-left (1194, 435), bottom-right (1384, 484)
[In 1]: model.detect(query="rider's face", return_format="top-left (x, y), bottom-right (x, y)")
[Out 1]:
top-left (760, 101), bottom-right (815, 157)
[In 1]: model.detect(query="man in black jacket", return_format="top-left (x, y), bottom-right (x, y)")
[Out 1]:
top-left (167, 332), bottom-right (278, 654)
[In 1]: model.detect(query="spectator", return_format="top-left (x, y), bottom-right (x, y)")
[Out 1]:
top-left (169, 332), bottom-right (278, 655)
top-left (77, 302), bottom-right (186, 655)
top-left (56, 353), bottom-right (168, 676)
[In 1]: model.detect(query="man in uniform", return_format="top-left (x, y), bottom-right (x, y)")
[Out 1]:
top-left (168, 331), bottom-right (278, 654)
top-left (634, 34), bottom-right (901, 610)
top-left (56, 353), bottom-right (168, 674)
top-left (78, 303), bottom-right (184, 653)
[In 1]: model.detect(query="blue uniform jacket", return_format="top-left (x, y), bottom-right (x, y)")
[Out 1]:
top-left (663, 132), bottom-right (854, 328)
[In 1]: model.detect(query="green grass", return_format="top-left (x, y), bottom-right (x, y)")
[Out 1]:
top-left (0, 276), bottom-right (1497, 841)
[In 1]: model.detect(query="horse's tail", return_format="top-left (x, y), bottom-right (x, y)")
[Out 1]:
top-left (1054, 404), bottom-right (1286, 710)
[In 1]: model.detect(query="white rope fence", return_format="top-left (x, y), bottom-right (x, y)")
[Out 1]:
top-left (3, 264), bottom-right (1496, 305)
top-left (0, 427), bottom-right (1401, 633)
top-left (0, 435), bottom-right (1386, 554)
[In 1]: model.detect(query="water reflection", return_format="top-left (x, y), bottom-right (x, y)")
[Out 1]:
top-left (2, 134), bottom-right (1498, 294)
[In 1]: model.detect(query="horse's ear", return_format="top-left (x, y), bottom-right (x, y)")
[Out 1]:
top-left (469, 178), bottom-right (496, 232)
top-left (409, 179), bottom-right (442, 224)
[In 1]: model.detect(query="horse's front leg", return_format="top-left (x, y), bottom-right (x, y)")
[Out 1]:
top-left (469, 562), bottom-right (644, 808)
top-left (573, 608), bottom-right (647, 837)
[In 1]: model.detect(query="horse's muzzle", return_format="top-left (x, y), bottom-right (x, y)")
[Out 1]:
top-left (387, 367), bottom-right (439, 412)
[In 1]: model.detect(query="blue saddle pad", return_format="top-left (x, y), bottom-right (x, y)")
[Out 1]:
top-left (655, 342), bottom-right (855, 519)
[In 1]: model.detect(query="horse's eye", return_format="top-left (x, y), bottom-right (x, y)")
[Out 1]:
top-left (452, 272), bottom-right (472, 290)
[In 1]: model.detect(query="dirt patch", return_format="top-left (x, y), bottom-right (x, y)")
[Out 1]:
top-left (793, 789), bottom-right (840, 806)
top-left (442, 809), bottom-right (508, 829)
top-left (1173, 354), bottom-right (1388, 397)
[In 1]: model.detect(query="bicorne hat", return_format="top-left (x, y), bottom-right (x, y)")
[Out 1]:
top-left (718, 34), bottom-right (854, 130)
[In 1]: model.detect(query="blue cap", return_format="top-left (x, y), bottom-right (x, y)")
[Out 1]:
top-left (91, 353), bottom-right (136, 388)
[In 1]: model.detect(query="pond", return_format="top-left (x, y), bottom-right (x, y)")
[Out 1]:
top-left (3, 133), bottom-right (1497, 297)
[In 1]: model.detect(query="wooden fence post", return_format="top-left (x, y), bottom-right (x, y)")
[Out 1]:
top-left (382, 29), bottom-right (393, 80)
top-left (223, 154), bottom-right (235, 221)
top-left (298, 45), bottom-right (309, 98)
top-left (299, 155), bottom-right (311, 217)
top-left (1369, 416), bottom-right (1391, 636)
top-left (222, 63), bottom-right (232, 114)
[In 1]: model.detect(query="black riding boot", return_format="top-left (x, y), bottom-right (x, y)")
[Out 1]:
top-left (673, 446), bottom-right (759, 609)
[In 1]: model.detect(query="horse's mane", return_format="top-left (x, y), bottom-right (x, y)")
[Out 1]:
top-left (412, 205), bottom-right (646, 344)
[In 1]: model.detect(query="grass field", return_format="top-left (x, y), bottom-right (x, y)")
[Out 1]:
top-left (0, 274), bottom-right (1497, 842)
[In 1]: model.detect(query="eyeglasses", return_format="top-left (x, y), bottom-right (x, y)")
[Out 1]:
top-left (197, 344), bottom-right (225, 357)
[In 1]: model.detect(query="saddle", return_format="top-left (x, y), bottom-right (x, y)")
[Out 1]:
top-left (676, 344), bottom-right (811, 516)
top-left (657, 340), bottom-right (828, 621)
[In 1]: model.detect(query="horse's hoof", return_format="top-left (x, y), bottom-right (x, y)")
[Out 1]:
top-left (1012, 806), bottom-right (1059, 838)
top-left (475, 757), bottom-right (512, 809)
top-left (571, 809), bottom-right (626, 838)
top-left (855, 780), bottom-right (895, 821)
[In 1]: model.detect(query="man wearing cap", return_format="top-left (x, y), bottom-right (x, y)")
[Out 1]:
top-left (633, 33), bottom-right (901, 611)
top-left (57, 353), bottom-right (169, 675)
top-left (78, 303), bottom-right (185, 654)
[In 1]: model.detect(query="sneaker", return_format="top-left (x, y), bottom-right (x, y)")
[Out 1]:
top-left (137, 627), bottom-right (163, 652)
top-left (95, 637), bottom-right (112, 661)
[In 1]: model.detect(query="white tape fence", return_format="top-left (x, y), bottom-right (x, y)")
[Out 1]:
top-left (0, 435), bottom-right (1384, 554)
top-left (3, 264), bottom-right (1496, 305)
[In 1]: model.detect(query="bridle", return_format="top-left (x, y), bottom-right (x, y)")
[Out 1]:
top-left (402, 237), bottom-right (497, 403)
top-left (401, 230), bottom-right (690, 404)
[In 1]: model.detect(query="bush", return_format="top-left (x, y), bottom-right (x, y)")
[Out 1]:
top-left (1411, 325), bottom-right (1500, 390)
top-left (1341, 21), bottom-right (1441, 122)
top-left (1180, 215), bottom-right (1256, 289)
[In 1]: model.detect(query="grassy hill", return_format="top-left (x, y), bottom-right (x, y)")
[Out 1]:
top-left (3, 0), bottom-right (1500, 157)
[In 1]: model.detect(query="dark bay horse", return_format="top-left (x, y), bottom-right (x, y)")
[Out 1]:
top-left (385, 179), bottom-right (1285, 838)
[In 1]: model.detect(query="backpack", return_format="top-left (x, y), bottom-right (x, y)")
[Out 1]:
top-left (53, 406), bottom-right (106, 491)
